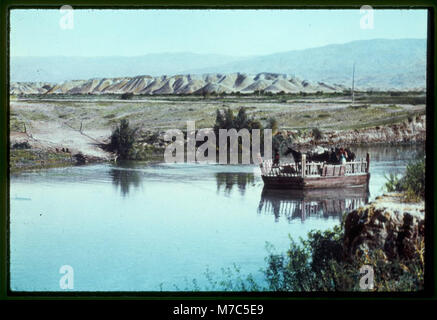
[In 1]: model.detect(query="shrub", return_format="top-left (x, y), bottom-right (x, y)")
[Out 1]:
top-left (12, 141), bottom-right (31, 150)
top-left (120, 92), bottom-right (134, 100)
top-left (234, 107), bottom-right (249, 130)
top-left (312, 127), bottom-right (323, 140)
top-left (264, 225), bottom-right (424, 291)
top-left (73, 152), bottom-right (86, 165)
top-left (347, 104), bottom-right (370, 110)
top-left (214, 107), bottom-right (263, 132)
top-left (385, 158), bottom-right (425, 201)
top-left (108, 119), bottom-right (139, 160)
top-left (317, 113), bottom-right (330, 119)
top-left (183, 223), bottom-right (424, 292)
top-left (402, 158), bottom-right (426, 199)
top-left (265, 117), bottom-right (278, 134)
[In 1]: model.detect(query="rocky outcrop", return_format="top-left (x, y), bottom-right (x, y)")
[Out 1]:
top-left (136, 115), bottom-right (426, 156)
top-left (282, 114), bottom-right (426, 147)
top-left (343, 193), bottom-right (425, 261)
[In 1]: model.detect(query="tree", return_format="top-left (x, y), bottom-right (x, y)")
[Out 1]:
top-left (266, 117), bottom-right (278, 134)
top-left (108, 119), bottom-right (138, 160)
top-left (213, 109), bottom-right (225, 137)
top-left (214, 107), bottom-right (266, 132)
top-left (312, 127), bottom-right (323, 141)
top-left (224, 108), bottom-right (235, 129)
top-left (235, 107), bottom-right (249, 130)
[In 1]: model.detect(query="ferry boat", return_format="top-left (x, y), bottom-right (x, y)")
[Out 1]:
top-left (260, 153), bottom-right (370, 189)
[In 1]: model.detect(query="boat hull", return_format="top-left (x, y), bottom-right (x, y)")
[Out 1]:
top-left (261, 173), bottom-right (370, 189)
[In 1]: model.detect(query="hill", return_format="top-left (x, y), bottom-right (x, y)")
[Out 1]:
top-left (10, 73), bottom-right (347, 95)
top-left (10, 39), bottom-right (427, 91)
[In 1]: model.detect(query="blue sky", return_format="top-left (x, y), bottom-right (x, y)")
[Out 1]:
top-left (10, 9), bottom-right (427, 57)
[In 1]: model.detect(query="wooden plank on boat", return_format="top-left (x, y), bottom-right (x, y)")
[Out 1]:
top-left (322, 164), bottom-right (345, 177)
top-left (262, 172), bottom-right (370, 189)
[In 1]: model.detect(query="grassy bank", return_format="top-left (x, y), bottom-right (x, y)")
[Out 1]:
top-left (10, 149), bottom-right (74, 173)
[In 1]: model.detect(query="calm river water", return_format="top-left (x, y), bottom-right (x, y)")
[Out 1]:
top-left (10, 144), bottom-right (424, 291)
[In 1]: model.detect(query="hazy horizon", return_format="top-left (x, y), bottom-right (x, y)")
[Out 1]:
top-left (11, 9), bottom-right (427, 58)
top-left (10, 37), bottom-right (427, 59)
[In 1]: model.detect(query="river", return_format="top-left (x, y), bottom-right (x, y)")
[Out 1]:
top-left (9, 144), bottom-right (425, 291)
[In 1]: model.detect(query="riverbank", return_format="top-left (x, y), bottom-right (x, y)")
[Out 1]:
top-left (9, 116), bottom-right (426, 172)
top-left (9, 132), bottom-right (163, 172)
top-left (9, 93), bottom-right (426, 172)
top-left (262, 192), bottom-right (425, 291)
top-left (125, 113), bottom-right (426, 162)
top-left (9, 129), bottom-right (112, 173)
top-left (284, 114), bottom-right (426, 147)
top-left (9, 148), bottom-right (108, 173)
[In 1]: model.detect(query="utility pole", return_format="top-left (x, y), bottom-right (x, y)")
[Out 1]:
top-left (352, 62), bottom-right (355, 105)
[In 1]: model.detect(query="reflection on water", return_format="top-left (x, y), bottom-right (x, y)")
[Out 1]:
top-left (257, 187), bottom-right (369, 223)
top-left (110, 162), bottom-right (143, 197)
top-left (213, 170), bottom-right (369, 223)
top-left (215, 172), bottom-right (255, 196)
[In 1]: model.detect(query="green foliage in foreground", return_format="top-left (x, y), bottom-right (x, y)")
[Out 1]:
top-left (180, 224), bottom-right (424, 292)
top-left (385, 158), bottom-right (425, 201)
top-left (264, 226), bottom-right (424, 292)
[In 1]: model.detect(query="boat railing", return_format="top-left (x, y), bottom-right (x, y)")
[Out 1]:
top-left (261, 153), bottom-right (370, 178)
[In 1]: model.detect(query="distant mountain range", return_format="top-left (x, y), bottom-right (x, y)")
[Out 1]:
top-left (191, 39), bottom-right (427, 91)
top-left (10, 73), bottom-right (347, 95)
top-left (10, 38), bottom-right (426, 92)
top-left (10, 53), bottom-right (245, 83)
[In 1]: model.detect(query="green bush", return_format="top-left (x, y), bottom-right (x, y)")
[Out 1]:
top-left (264, 225), bottom-right (424, 292)
top-left (108, 119), bottom-right (139, 160)
top-left (265, 117), bottom-right (278, 134)
top-left (12, 141), bottom-right (31, 150)
top-left (385, 158), bottom-right (425, 201)
top-left (182, 223), bottom-right (424, 292)
top-left (214, 107), bottom-right (263, 134)
top-left (120, 92), bottom-right (134, 100)
top-left (312, 127), bottom-right (323, 140)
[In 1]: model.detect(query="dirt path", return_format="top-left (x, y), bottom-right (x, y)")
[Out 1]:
top-left (10, 118), bottom-right (113, 160)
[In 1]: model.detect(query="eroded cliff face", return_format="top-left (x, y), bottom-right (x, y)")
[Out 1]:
top-left (343, 193), bottom-right (425, 261)
top-left (285, 115), bottom-right (426, 147)
top-left (138, 114), bottom-right (426, 151)
top-left (10, 73), bottom-right (347, 95)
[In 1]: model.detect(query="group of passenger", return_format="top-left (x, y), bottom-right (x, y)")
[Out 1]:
top-left (273, 146), bottom-right (351, 166)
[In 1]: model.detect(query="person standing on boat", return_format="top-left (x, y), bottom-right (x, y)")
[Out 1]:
top-left (341, 153), bottom-right (347, 164)
top-left (329, 148), bottom-right (337, 164)
top-left (339, 148), bottom-right (347, 164)
top-left (273, 149), bottom-right (280, 167)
